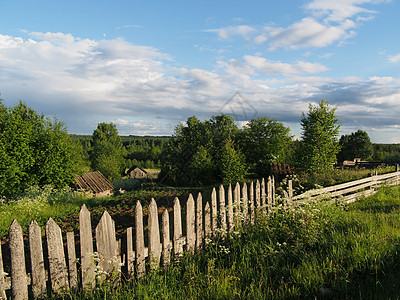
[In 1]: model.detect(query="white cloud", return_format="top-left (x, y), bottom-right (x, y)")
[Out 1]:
top-left (218, 25), bottom-right (256, 40)
top-left (388, 53), bottom-right (400, 63)
top-left (243, 55), bottom-right (329, 75)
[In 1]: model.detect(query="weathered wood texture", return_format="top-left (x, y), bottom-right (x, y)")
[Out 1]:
top-left (1, 172), bottom-right (399, 299)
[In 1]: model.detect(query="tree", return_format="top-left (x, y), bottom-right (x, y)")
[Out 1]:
top-left (298, 100), bottom-right (341, 173)
top-left (338, 130), bottom-right (373, 162)
top-left (239, 117), bottom-right (293, 177)
top-left (90, 122), bottom-right (124, 180)
top-left (0, 100), bottom-right (85, 197)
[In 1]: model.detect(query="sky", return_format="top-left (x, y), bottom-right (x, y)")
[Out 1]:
top-left (0, 0), bottom-right (399, 143)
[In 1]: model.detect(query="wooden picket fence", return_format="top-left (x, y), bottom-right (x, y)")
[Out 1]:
top-left (1, 170), bottom-right (400, 299)
top-left (0, 178), bottom-right (276, 299)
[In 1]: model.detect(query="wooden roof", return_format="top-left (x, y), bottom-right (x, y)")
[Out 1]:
top-left (75, 171), bottom-right (115, 194)
top-left (126, 165), bottom-right (147, 174)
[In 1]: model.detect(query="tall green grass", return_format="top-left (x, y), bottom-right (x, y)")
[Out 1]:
top-left (61, 185), bottom-right (400, 299)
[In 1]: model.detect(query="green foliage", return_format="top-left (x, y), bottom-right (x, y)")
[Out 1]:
top-left (338, 130), bottom-right (373, 162)
top-left (298, 100), bottom-right (341, 173)
top-left (160, 115), bottom-right (245, 186)
top-left (90, 122), bottom-right (124, 180)
top-left (0, 100), bottom-right (86, 197)
top-left (239, 117), bottom-right (293, 177)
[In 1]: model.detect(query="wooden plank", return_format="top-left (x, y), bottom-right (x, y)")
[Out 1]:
top-left (0, 242), bottom-right (7, 300)
top-left (9, 219), bottom-right (28, 300)
top-left (186, 194), bottom-right (196, 254)
top-left (227, 184), bottom-right (234, 233)
top-left (173, 197), bottom-right (184, 258)
top-left (79, 204), bottom-right (95, 289)
top-left (162, 209), bottom-right (172, 267)
top-left (234, 182), bottom-right (241, 226)
top-left (261, 178), bottom-right (266, 207)
top-left (126, 227), bottom-right (135, 276)
top-left (249, 181), bottom-right (255, 223)
top-left (66, 232), bottom-right (78, 289)
top-left (242, 183), bottom-right (248, 221)
top-left (46, 218), bottom-right (69, 293)
top-left (267, 176), bottom-right (273, 212)
top-left (148, 198), bottom-right (162, 270)
top-left (255, 180), bottom-right (261, 208)
top-left (95, 211), bottom-right (119, 283)
top-left (204, 202), bottom-right (211, 239)
top-left (219, 185), bottom-right (227, 232)
top-left (196, 193), bottom-right (203, 250)
top-left (28, 220), bottom-right (46, 298)
top-left (135, 201), bottom-right (146, 276)
top-left (211, 188), bottom-right (218, 234)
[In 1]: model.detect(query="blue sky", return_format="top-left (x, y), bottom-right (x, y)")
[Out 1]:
top-left (0, 0), bottom-right (399, 142)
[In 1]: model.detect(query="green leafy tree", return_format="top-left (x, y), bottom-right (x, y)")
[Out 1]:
top-left (220, 137), bottom-right (247, 184)
top-left (338, 130), bottom-right (373, 162)
top-left (0, 100), bottom-right (85, 197)
top-left (239, 117), bottom-right (293, 177)
top-left (298, 100), bottom-right (341, 173)
top-left (90, 122), bottom-right (124, 180)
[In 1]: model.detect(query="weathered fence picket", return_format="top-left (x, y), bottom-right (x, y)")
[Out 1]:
top-left (1, 171), bottom-right (399, 299)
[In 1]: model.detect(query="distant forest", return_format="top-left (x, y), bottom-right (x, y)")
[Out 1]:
top-left (70, 134), bottom-right (171, 170)
top-left (71, 134), bottom-right (400, 172)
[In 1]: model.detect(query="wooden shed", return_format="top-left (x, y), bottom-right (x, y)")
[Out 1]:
top-left (75, 171), bottom-right (115, 197)
top-left (126, 166), bottom-right (148, 178)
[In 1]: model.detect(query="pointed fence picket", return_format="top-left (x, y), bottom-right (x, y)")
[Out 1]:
top-left (1, 172), bottom-right (398, 299)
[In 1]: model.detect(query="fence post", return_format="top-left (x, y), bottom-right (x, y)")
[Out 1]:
top-left (267, 176), bottom-right (273, 213)
top-left (234, 182), bottom-right (241, 227)
top-left (211, 188), bottom-right (218, 234)
top-left (186, 194), bottom-right (196, 254)
top-left (261, 178), bottom-right (266, 207)
top-left (126, 227), bottom-right (135, 276)
top-left (79, 204), bottom-right (95, 289)
top-left (249, 182), bottom-right (255, 223)
top-left (135, 201), bottom-right (146, 276)
top-left (66, 231), bottom-right (78, 289)
top-left (227, 184), bottom-right (234, 232)
top-left (28, 220), bottom-right (46, 298)
top-left (162, 209), bottom-right (172, 267)
top-left (204, 202), bottom-right (211, 238)
top-left (9, 219), bottom-right (28, 300)
top-left (173, 198), bottom-right (184, 258)
top-left (255, 180), bottom-right (261, 214)
top-left (148, 198), bottom-right (162, 269)
top-left (242, 183), bottom-right (248, 221)
top-left (219, 185), bottom-right (227, 232)
top-left (196, 193), bottom-right (203, 250)
top-left (46, 218), bottom-right (69, 293)
top-left (288, 180), bottom-right (293, 204)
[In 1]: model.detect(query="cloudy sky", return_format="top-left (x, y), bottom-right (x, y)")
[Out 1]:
top-left (0, 0), bottom-right (399, 142)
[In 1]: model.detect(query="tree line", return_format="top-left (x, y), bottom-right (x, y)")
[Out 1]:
top-left (1, 98), bottom-right (400, 197)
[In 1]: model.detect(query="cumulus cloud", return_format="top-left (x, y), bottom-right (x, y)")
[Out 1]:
top-left (218, 25), bottom-right (256, 40)
top-left (1, 31), bottom-right (400, 142)
top-left (388, 53), bottom-right (400, 63)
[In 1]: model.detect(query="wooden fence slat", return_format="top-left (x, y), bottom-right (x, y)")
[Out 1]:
top-left (126, 227), bottom-right (135, 276)
top-left (249, 182), bottom-right (255, 223)
top-left (0, 243), bottom-right (6, 300)
top-left (148, 198), bottom-right (162, 270)
top-left (9, 219), bottom-right (28, 300)
top-left (186, 194), bottom-right (196, 254)
top-left (219, 185), bottom-right (227, 232)
top-left (28, 220), bottom-right (46, 298)
top-left (227, 184), bottom-right (234, 232)
top-left (173, 197), bottom-right (184, 258)
top-left (66, 231), bottom-right (78, 289)
top-left (261, 178), bottom-right (266, 207)
top-left (234, 182), bottom-right (241, 226)
top-left (46, 218), bottom-right (69, 293)
top-left (196, 193), bottom-right (203, 250)
top-left (204, 202), bottom-right (211, 238)
top-left (255, 180), bottom-right (261, 209)
top-left (211, 188), bottom-right (218, 233)
top-left (79, 204), bottom-right (95, 289)
top-left (242, 183), bottom-right (248, 221)
top-left (95, 211), bottom-right (118, 283)
top-left (267, 176), bottom-right (273, 212)
top-left (162, 210), bottom-right (172, 267)
top-left (135, 201), bottom-right (146, 276)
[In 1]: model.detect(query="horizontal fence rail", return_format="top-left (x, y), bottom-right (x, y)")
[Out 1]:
top-left (1, 170), bottom-right (399, 299)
